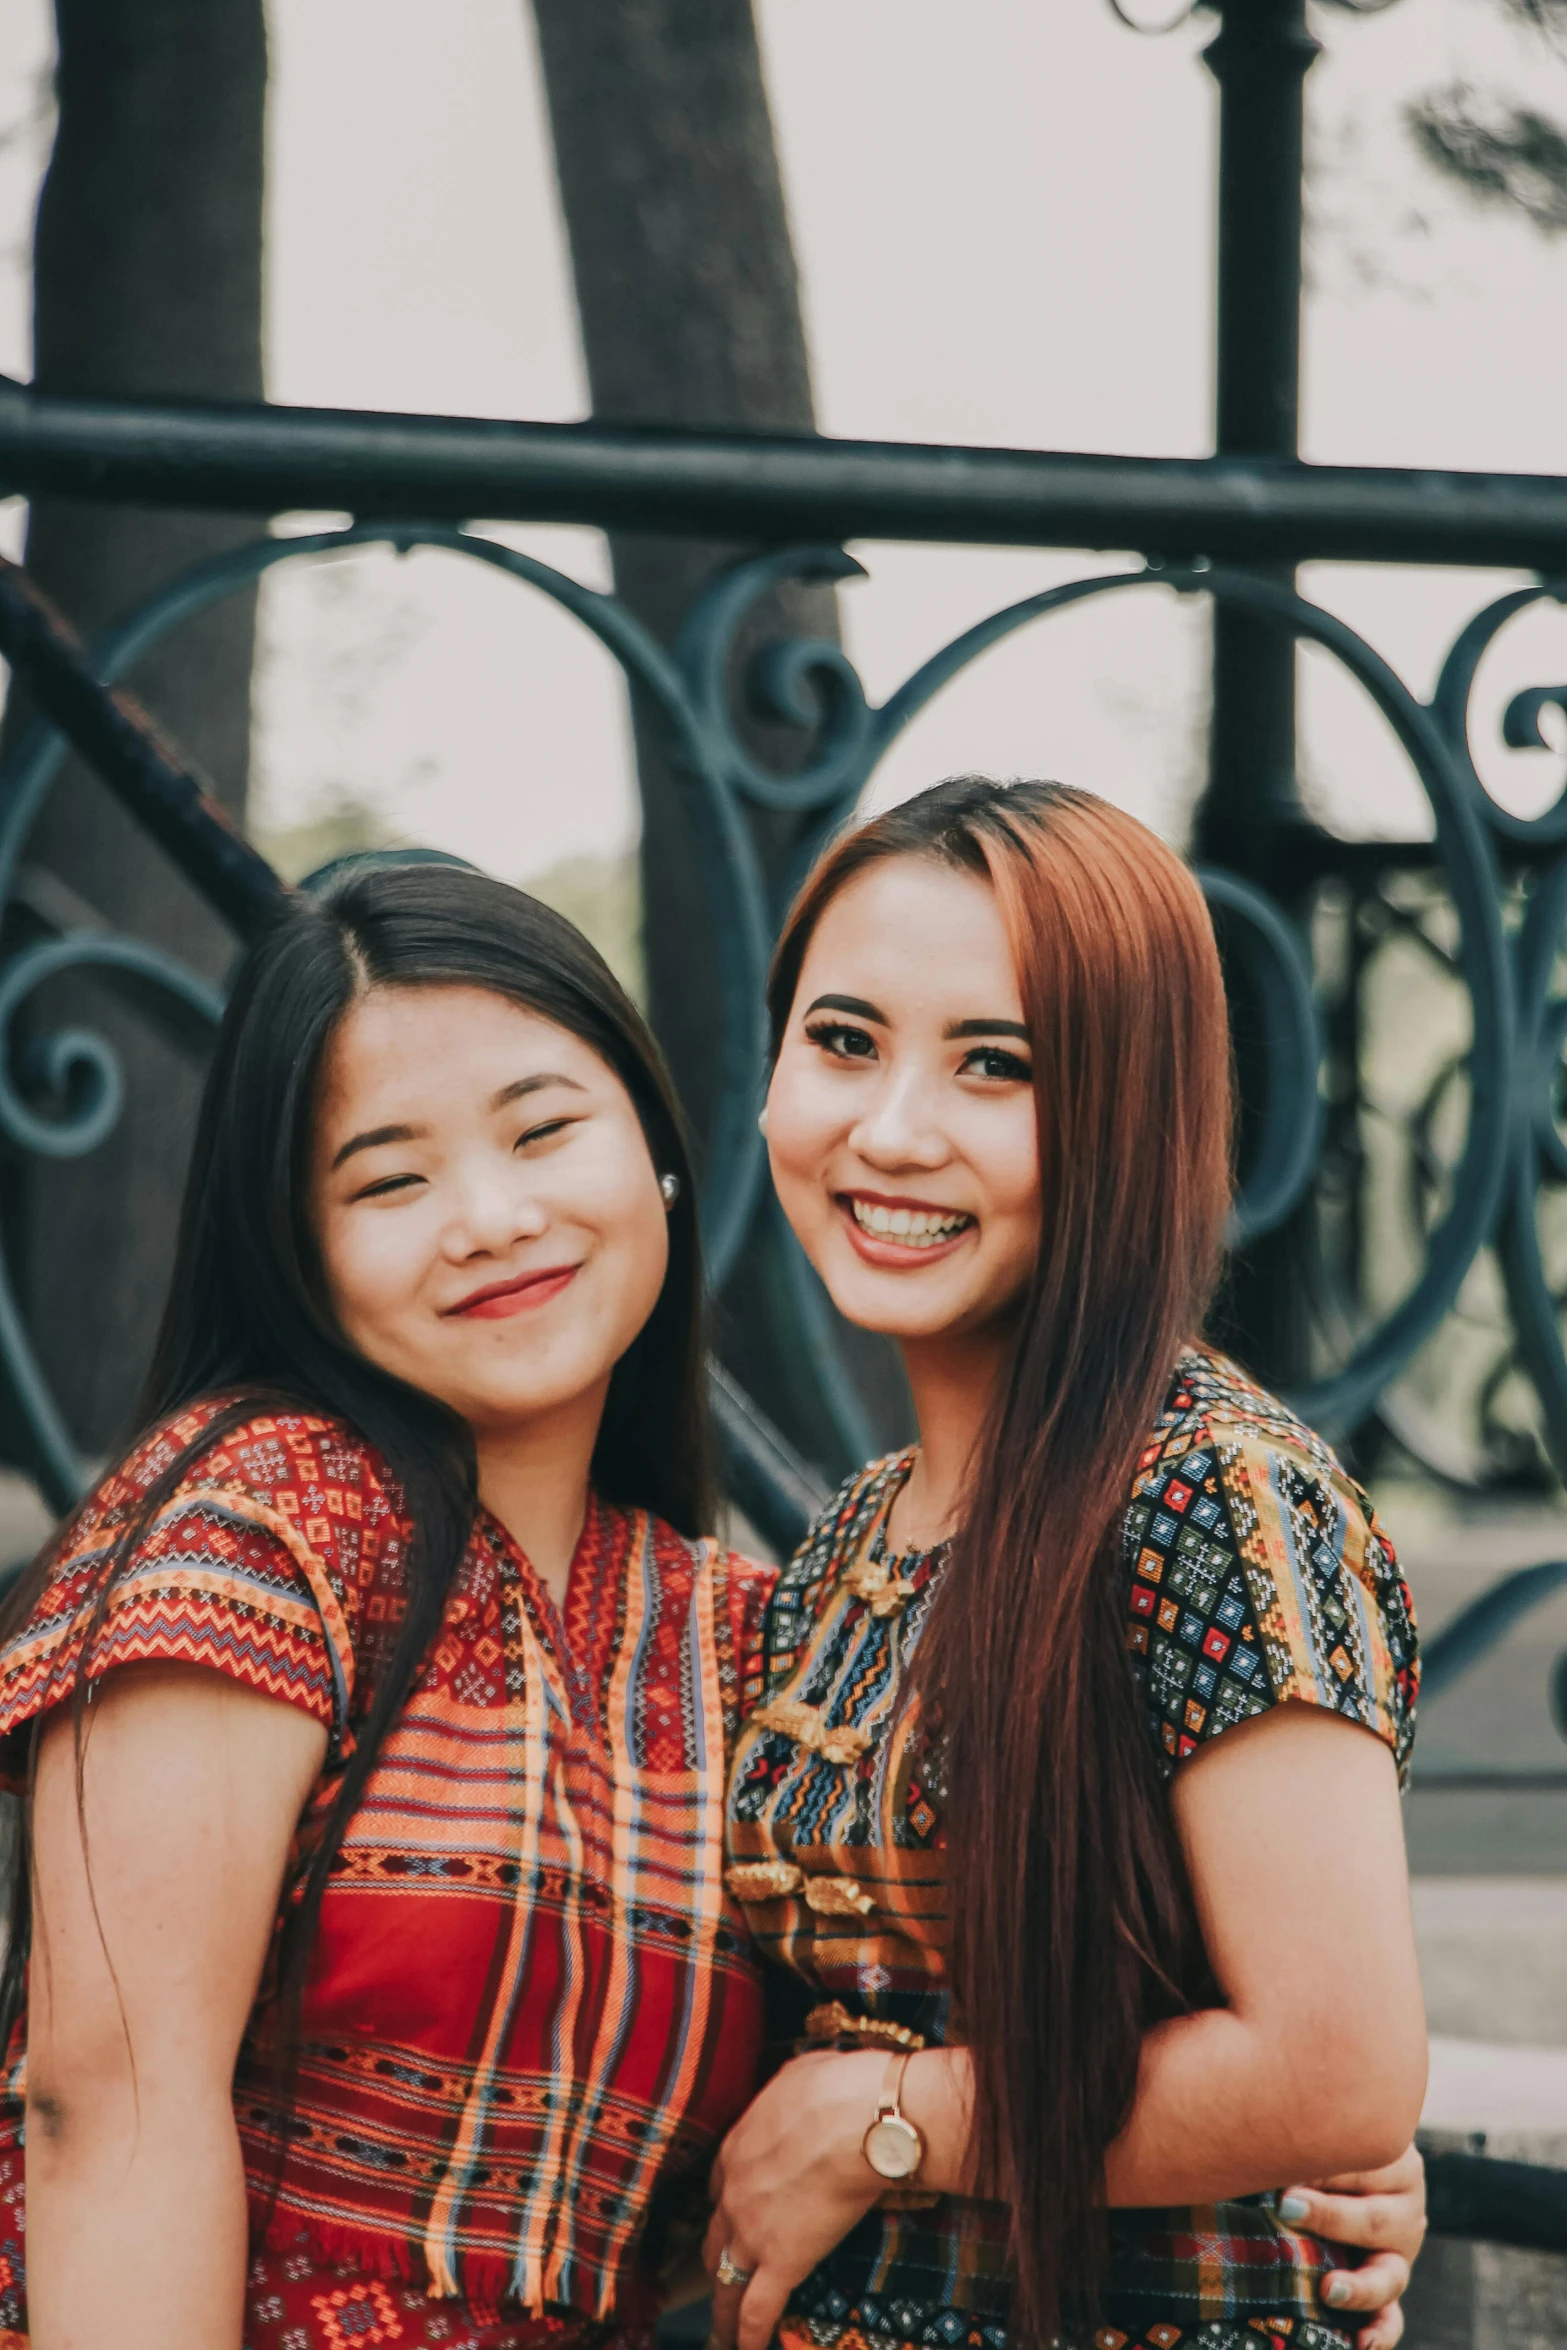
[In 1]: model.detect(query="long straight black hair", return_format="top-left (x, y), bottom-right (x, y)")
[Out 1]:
top-left (0, 861), bottom-right (712, 2080)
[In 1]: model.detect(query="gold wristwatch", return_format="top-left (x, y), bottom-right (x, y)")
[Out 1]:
top-left (860, 2048), bottom-right (926, 2184)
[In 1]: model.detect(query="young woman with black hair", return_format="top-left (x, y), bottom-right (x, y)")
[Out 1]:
top-left (0, 865), bottom-right (773, 2350)
top-left (707, 780), bottom-right (1427, 2350)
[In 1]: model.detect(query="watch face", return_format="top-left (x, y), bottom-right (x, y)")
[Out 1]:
top-left (863, 2115), bottom-right (923, 2181)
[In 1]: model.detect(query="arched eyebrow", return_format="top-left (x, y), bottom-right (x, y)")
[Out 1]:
top-left (330, 1073), bottom-right (587, 1170)
top-left (331, 1121), bottom-right (427, 1172)
top-left (945, 1018), bottom-right (1030, 1041)
top-left (489, 1072), bottom-right (586, 1112)
top-left (804, 993), bottom-right (886, 1024)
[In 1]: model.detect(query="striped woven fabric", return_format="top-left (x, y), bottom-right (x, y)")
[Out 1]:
top-left (0, 1403), bottom-right (773, 2338)
top-left (725, 1346), bottom-right (1417, 2350)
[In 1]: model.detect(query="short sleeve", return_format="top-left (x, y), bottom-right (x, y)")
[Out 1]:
top-left (0, 1408), bottom-right (380, 1782)
top-left (1124, 1361), bottom-right (1418, 1785)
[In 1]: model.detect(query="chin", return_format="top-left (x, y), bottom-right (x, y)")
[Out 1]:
top-left (817, 1256), bottom-right (978, 1341)
top-left (459, 1385), bottom-right (571, 1433)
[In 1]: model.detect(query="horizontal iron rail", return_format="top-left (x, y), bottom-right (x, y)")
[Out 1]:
top-left (5, 375), bottom-right (1567, 567)
top-left (1422, 2143), bottom-right (1567, 2253)
top-left (1419, 1562), bottom-right (1567, 1705)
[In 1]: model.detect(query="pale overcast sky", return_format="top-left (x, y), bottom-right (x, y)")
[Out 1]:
top-left (2, 0), bottom-right (1567, 880)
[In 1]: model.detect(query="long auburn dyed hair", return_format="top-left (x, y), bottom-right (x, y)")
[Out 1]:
top-left (767, 778), bottom-right (1234, 2340)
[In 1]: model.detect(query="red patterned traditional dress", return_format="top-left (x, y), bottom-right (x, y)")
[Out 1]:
top-left (725, 1347), bottom-right (1420, 2350)
top-left (0, 1403), bottom-right (774, 2350)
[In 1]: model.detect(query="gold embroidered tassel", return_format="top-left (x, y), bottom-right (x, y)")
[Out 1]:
top-left (751, 1698), bottom-right (872, 1766)
top-left (805, 1999), bottom-right (924, 2051)
top-left (802, 1875), bottom-right (876, 1917)
top-left (724, 1860), bottom-right (804, 1901)
top-left (844, 1554), bottom-right (917, 1617)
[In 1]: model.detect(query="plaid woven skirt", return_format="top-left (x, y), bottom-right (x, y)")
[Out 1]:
top-left (0, 2147), bottom-right (632, 2350)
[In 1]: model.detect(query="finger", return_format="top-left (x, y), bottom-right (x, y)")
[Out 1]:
top-left (1282, 2189), bottom-right (1401, 2250)
top-left (708, 2276), bottom-right (745, 2350)
top-left (1356, 2300), bottom-right (1405, 2350)
top-left (1304, 2145), bottom-right (1424, 2198)
top-left (702, 2207), bottom-right (727, 2277)
top-left (737, 2268), bottom-right (791, 2350)
top-left (1320, 2254), bottom-right (1410, 2315)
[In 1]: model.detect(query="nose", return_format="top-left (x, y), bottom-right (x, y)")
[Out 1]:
top-left (847, 1061), bottom-right (951, 1174)
top-left (442, 1157), bottom-right (550, 1259)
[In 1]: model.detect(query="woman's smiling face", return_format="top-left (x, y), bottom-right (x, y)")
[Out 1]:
top-left (766, 856), bottom-right (1042, 1343)
top-left (310, 983), bottom-right (670, 1435)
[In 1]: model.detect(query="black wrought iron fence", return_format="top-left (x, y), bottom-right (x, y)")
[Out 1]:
top-left (3, 367), bottom-right (1567, 2259)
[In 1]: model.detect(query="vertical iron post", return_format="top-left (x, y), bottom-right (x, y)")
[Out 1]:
top-left (1198, 0), bottom-right (1320, 851)
top-left (1196, 0), bottom-right (1324, 1389)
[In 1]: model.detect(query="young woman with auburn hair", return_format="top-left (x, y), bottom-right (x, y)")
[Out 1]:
top-left (0, 865), bottom-right (773, 2350)
top-left (706, 780), bottom-right (1427, 2350)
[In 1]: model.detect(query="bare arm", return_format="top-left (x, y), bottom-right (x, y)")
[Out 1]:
top-left (707, 1703), bottom-right (1426, 2350)
top-left (1106, 1700), bottom-right (1426, 2197)
top-left (865, 1704), bottom-right (1425, 2200)
top-left (26, 1662), bottom-right (328, 2350)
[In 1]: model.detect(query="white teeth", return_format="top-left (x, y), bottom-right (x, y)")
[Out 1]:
top-left (849, 1198), bottom-right (972, 1248)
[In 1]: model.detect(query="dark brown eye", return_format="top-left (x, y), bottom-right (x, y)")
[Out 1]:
top-left (961, 1047), bottom-right (1031, 1083)
top-left (805, 1020), bottom-right (878, 1061)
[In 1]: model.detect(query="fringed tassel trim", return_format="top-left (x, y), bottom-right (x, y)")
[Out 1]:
top-left (253, 2203), bottom-right (564, 2323)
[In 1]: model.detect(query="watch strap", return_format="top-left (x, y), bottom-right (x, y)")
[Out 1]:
top-left (878, 2048), bottom-right (913, 2124)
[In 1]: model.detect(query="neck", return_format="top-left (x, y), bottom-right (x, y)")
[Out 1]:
top-left (471, 1379), bottom-right (609, 1608)
top-left (892, 1323), bottom-right (1013, 1552)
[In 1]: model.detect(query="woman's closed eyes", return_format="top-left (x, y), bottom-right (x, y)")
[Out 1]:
top-left (344, 1111), bottom-right (586, 1206)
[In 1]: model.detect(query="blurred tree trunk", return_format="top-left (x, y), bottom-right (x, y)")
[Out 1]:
top-left (531, 0), bottom-right (908, 1468)
top-left (530, 0), bottom-right (833, 1145)
top-left (2, 0), bottom-right (267, 1463)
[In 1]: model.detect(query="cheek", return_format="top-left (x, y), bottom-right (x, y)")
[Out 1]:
top-left (610, 1185), bottom-right (670, 1319)
top-left (315, 1208), bottom-right (426, 1348)
top-left (981, 1122), bottom-right (1043, 1257)
top-left (574, 1143), bottom-right (670, 1324)
top-left (765, 1061), bottom-right (841, 1191)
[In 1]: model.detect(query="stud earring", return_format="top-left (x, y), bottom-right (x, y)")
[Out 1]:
top-left (757, 1109), bottom-right (770, 1138)
top-left (659, 1171), bottom-right (680, 1209)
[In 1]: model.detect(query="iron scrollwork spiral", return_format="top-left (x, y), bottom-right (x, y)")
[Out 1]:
top-left (0, 522), bottom-right (1558, 1534)
top-left (1431, 580), bottom-right (1567, 1484)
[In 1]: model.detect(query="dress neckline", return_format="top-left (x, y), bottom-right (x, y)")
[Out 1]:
top-left (477, 1491), bottom-right (627, 1733)
top-left (868, 1446), bottom-right (951, 1578)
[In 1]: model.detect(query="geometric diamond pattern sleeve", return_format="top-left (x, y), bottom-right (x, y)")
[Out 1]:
top-left (0, 1402), bottom-right (384, 1780)
top-left (1123, 1346), bottom-right (1418, 1784)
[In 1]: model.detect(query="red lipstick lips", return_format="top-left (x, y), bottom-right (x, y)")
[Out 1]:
top-left (445, 1263), bottom-right (581, 1319)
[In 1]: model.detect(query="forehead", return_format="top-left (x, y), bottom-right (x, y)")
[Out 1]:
top-left (794, 856), bottom-right (1020, 1017)
top-left (316, 984), bottom-right (609, 1123)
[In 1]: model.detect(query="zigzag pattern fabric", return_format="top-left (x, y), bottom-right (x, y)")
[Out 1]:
top-left (0, 1405), bottom-right (773, 2344)
top-left (724, 1347), bottom-right (1418, 2350)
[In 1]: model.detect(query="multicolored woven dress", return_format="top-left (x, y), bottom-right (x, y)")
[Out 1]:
top-left (725, 1347), bottom-right (1419, 2350)
top-left (0, 1403), bottom-right (774, 2350)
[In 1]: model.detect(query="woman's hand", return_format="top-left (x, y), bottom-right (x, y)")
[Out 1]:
top-left (704, 2047), bottom-right (889, 2350)
top-left (1279, 2143), bottom-right (1427, 2350)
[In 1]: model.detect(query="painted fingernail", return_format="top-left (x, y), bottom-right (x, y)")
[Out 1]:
top-left (1279, 2193), bottom-right (1311, 2223)
top-left (1323, 2272), bottom-right (1353, 2307)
